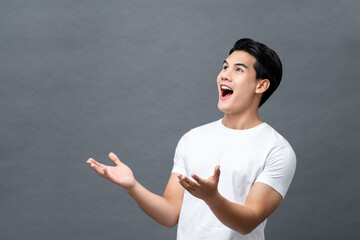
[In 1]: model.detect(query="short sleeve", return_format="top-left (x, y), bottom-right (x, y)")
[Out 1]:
top-left (255, 144), bottom-right (296, 198)
top-left (171, 133), bottom-right (188, 175)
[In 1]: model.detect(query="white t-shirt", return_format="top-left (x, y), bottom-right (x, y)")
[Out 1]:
top-left (172, 119), bottom-right (296, 240)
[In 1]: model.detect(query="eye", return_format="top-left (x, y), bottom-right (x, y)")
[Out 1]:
top-left (235, 67), bottom-right (243, 72)
top-left (223, 65), bottom-right (229, 70)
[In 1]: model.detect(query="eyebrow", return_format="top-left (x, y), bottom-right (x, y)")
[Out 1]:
top-left (223, 60), bottom-right (248, 69)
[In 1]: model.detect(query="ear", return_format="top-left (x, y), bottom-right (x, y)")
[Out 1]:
top-left (255, 79), bottom-right (270, 94)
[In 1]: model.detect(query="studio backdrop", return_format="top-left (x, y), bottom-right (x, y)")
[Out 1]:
top-left (1, 1), bottom-right (359, 239)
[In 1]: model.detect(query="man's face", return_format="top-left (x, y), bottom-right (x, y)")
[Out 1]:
top-left (217, 50), bottom-right (261, 114)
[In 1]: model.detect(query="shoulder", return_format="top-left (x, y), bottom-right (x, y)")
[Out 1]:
top-left (262, 123), bottom-right (294, 149)
top-left (256, 125), bottom-right (297, 198)
top-left (262, 123), bottom-right (297, 164)
top-left (259, 124), bottom-right (297, 167)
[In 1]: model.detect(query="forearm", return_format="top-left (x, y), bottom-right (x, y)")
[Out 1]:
top-left (205, 192), bottom-right (258, 235)
top-left (178, 168), bottom-right (282, 234)
top-left (126, 180), bottom-right (180, 228)
top-left (87, 154), bottom-right (181, 227)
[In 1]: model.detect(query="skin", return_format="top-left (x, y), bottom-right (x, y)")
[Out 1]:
top-left (87, 50), bottom-right (283, 234)
top-left (87, 153), bottom-right (183, 227)
top-left (217, 50), bottom-right (270, 129)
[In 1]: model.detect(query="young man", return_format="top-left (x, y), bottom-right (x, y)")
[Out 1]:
top-left (87, 38), bottom-right (296, 240)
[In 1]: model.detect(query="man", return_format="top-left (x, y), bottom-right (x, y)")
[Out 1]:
top-left (87, 38), bottom-right (296, 240)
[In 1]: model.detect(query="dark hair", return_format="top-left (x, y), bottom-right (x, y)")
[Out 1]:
top-left (229, 38), bottom-right (283, 108)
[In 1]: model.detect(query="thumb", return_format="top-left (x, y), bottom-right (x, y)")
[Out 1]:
top-left (213, 165), bottom-right (221, 179)
top-left (109, 152), bottom-right (122, 166)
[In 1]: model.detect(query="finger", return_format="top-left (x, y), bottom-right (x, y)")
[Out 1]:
top-left (192, 174), bottom-right (205, 185)
top-left (87, 158), bottom-right (96, 165)
top-left (90, 163), bottom-right (105, 176)
top-left (181, 176), bottom-right (200, 188)
top-left (103, 166), bottom-right (109, 177)
top-left (178, 175), bottom-right (193, 187)
top-left (109, 152), bottom-right (122, 166)
top-left (213, 165), bottom-right (221, 179)
top-left (87, 158), bottom-right (104, 168)
top-left (178, 178), bottom-right (196, 192)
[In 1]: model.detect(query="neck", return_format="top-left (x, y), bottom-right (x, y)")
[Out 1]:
top-left (222, 109), bottom-right (263, 130)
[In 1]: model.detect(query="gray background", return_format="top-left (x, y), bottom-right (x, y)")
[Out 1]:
top-left (1, 0), bottom-right (359, 239)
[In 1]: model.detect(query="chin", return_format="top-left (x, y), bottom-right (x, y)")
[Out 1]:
top-left (218, 101), bottom-right (248, 116)
top-left (217, 101), bottom-right (231, 113)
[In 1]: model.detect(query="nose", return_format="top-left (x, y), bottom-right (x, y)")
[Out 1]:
top-left (220, 70), bottom-right (231, 81)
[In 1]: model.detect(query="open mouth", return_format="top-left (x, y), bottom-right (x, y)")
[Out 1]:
top-left (220, 85), bottom-right (234, 98)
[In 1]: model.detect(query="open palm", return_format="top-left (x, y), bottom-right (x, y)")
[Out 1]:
top-left (87, 152), bottom-right (135, 190)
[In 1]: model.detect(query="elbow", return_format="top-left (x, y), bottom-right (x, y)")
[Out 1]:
top-left (161, 219), bottom-right (178, 228)
top-left (239, 228), bottom-right (254, 235)
top-left (237, 224), bottom-right (258, 235)
top-left (237, 214), bottom-right (262, 235)
top-left (157, 215), bottom-right (178, 228)
top-left (164, 223), bottom-right (177, 228)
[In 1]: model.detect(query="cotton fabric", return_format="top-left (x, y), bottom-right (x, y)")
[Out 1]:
top-left (172, 119), bottom-right (296, 240)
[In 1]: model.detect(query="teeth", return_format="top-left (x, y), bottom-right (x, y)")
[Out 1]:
top-left (221, 85), bottom-right (233, 91)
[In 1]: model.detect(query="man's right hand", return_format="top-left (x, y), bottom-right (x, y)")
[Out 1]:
top-left (87, 152), bottom-right (135, 190)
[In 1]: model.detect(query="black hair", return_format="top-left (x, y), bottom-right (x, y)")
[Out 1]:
top-left (229, 38), bottom-right (283, 108)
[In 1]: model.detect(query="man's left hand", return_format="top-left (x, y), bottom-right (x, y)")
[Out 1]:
top-left (178, 165), bottom-right (221, 202)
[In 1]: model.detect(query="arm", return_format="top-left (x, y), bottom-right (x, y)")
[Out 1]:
top-left (178, 166), bottom-right (282, 235)
top-left (206, 182), bottom-right (282, 234)
top-left (127, 174), bottom-right (184, 227)
top-left (87, 152), bottom-right (184, 228)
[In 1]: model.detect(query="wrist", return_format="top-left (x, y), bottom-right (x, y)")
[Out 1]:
top-left (204, 190), bottom-right (222, 207)
top-left (125, 180), bottom-right (138, 195)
